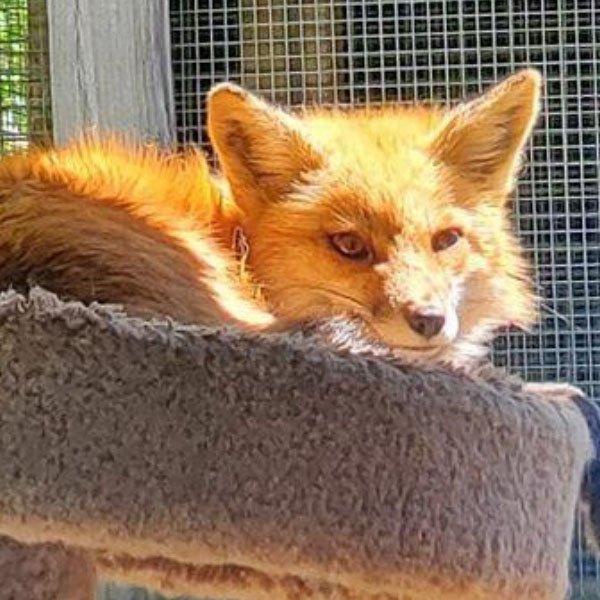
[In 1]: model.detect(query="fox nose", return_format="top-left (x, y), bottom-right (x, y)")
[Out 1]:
top-left (403, 306), bottom-right (446, 339)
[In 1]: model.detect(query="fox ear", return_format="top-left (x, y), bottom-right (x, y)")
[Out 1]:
top-left (431, 69), bottom-right (542, 194)
top-left (207, 83), bottom-right (324, 213)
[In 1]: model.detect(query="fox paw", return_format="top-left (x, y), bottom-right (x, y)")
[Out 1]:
top-left (522, 382), bottom-right (586, 402)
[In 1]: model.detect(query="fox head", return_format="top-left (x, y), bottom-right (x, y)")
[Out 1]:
top-left (207, 70), bottom-right (541, 363)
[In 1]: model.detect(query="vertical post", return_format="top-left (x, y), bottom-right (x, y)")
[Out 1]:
top-left (47, 0), bottom-right (175, 145)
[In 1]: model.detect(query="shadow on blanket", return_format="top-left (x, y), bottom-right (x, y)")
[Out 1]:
top-left (0, 288), bottom-right (594, 600)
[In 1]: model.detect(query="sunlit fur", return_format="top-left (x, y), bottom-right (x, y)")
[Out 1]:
top-left (0, 70), bottom-right (541, 366)
top-left (0, 139), bottom-right (272, 328)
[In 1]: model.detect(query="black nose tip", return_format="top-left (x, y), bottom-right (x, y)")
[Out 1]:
top-left (404, 307), bottom-right (445, 339)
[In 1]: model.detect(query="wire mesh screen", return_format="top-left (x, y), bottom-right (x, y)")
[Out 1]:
top-left (0, 0), bottom-right (52, 154)
top-left (170, 0), bottom-right (600, 597)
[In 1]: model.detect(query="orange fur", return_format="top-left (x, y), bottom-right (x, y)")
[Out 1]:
top-left (0, 138), bottom-right (272, 328)
top-left (0, 69), bottom-right (541, 365)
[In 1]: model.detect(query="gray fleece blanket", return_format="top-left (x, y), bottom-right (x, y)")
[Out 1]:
top-left (0, 288), bottom-right (592, 600)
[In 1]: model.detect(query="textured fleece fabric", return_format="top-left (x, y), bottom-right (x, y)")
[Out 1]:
top-left (0, 288), bottom-right (592, 600)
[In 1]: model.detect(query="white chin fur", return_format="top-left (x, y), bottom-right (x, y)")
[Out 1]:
top-left (438, 338), bottom-right (489, 368)
top-left (438, 322), bottom-right (501, 368)
top-left (441, 307), bottom-right (460, 342)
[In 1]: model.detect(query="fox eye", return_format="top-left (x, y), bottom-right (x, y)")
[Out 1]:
top-left (432, 228), bottom-right (463, 252)
top-left (330, 232), bottom-right (372, 262)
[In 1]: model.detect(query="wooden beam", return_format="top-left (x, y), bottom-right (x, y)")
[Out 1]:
top-left (48, 0), bottom-right (174, 145)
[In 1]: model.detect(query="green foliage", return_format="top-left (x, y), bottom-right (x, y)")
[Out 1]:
top-left (0, 0), bottom-right (29, 152)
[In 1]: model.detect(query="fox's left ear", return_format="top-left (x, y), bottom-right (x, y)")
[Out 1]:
top-left (207, 83), bottom-right (324, 215)
top-left (430, 69), bottom-right (542, 194)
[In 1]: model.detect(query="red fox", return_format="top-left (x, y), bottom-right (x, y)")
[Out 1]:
top-left (0, 69), bottom-right (541, 367)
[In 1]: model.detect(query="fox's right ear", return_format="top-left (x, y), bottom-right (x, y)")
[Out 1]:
top-left (207, 84), bottom-right (324, 214)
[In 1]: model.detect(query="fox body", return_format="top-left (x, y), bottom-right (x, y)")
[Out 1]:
top-left (0, 70), bottom-right (541, 366)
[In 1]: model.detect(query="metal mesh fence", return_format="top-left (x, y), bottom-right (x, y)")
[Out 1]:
top-left (0, 0), bottom-right (52, 154)
top-left (170, 0), bottom-right (600, 597)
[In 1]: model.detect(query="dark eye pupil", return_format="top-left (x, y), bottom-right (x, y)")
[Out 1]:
top-left (331, 233), bottom-right (370, 261)
top-left (433, 228), bottom-right (462, 252)
top-left (344, 237), bottom-right (360, 253)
